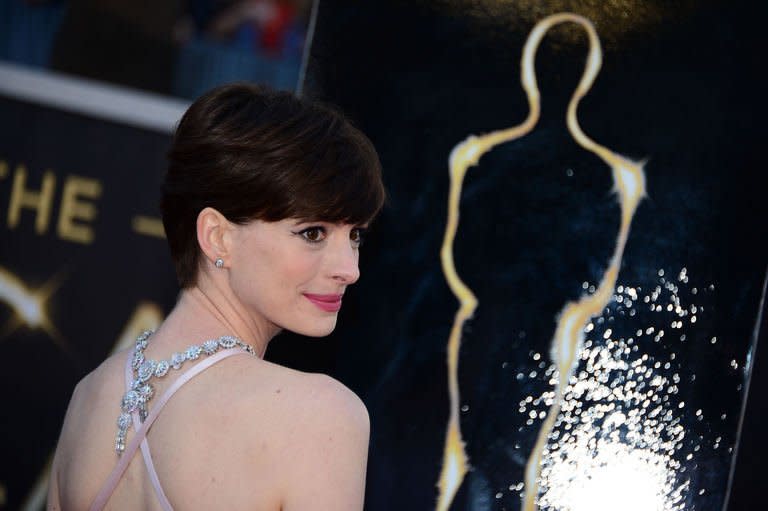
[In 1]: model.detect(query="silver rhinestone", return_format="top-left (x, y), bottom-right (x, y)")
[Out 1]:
top-left (139, 384), bottom-right (154, 401)
top-left (121, 390), bottom-right (140, 412)
top-left (171, 352), bottom-right (185, 369)
top-left (136, 331), bottom-right (150, 350)
top-left (132, 351), bottom-right (145, 370)
top-left (117, 413), bottom-right (131, 429)
top-left (219, 336), bottom-right (237, 349)
top-left (203, 340), bottom-right (219, 355)
top-left (137, 360), bottom-right (156, 382)
top-left (185, 345), bottom-right (202, 360)
top-left (154, 360), bottom-right (170, 377)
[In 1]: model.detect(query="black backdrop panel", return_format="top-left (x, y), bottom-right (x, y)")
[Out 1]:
top-left (0, 94), bottom-right (179, 509)
top-left (306, 1), bottom-right (768, 510)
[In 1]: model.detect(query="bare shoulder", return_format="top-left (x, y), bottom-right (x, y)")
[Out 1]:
top-left (161, 358), bottom-right (369, 509)
top-left (233, 363), bottom-right (370, 510)
top-left (283, 365), bottom-right (366, 410)
top-left (292, 372), bottom-right (369, 440)
top-left (58, 348), bottom-right (129, 431)
top-left (236, 359), bottom-right (369, 436)
top-left (49, 349), bottom-right (131, 509)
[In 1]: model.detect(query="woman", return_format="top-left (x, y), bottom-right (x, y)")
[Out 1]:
top-left (47, 83), bottom-right (386, 510)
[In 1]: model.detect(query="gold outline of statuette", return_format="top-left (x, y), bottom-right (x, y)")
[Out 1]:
top-left (435, 12), bottom-right (647, 511)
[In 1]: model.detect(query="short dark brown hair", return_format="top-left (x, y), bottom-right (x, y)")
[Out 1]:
top-left (161, 83), bottom-right (385, 288)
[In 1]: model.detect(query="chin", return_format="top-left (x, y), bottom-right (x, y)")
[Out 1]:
top-left (291, 317), bottom-right (338, 337)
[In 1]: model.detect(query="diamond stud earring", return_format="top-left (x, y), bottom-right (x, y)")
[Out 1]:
top-left (215, 258), bottom-right (224, 268)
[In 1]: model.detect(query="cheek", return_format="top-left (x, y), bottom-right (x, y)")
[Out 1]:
top-left (262, 246), bottom-right (321, 294)
top-left (280, 251), bottom-right (321, 286)
top-left (230, 242), bottom-right (278, 298)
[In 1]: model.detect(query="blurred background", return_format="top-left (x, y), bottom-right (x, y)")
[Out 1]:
top-left (1, 0), bottom-right (311, 98)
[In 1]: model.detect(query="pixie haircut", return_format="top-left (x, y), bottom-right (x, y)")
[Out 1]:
top-left (161, 83), bottom-right (385, 288)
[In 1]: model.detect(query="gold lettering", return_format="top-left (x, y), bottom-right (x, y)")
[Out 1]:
top-left (131, 215), bottom-right (166, 238)
top-left (57, 175), bottom-right (102, 244)
top-left (7, 166), bottom-right (56, 233)
top-left (0, 160), bottom-right (8, 179)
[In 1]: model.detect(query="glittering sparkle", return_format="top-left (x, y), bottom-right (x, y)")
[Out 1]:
top-left (507, 270), bottom-right (723, 510)
top-left (540, 437), bottom-right (686, 511)
top-left (0, 266), bottom-right (66, 346)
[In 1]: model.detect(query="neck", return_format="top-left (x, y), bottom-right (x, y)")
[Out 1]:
top-left (155, 277), bottom-right (280, 358)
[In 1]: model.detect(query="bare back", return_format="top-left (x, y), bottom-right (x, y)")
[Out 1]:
top-left (48, 346), bottom-right (370, 510)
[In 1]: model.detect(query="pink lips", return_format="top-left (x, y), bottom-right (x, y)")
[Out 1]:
top-left (303, 293), bottom-right (343, 312)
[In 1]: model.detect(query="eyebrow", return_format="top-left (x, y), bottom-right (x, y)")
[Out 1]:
top-left (291, 219), bottom-right (325, 227)
top-left (291, 219), bottom-right (368, 228)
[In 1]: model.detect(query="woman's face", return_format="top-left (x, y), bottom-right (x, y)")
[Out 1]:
top-left (226, 218), bottom-right (366, 337)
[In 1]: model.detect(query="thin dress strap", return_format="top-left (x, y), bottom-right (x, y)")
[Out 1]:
top-left (89, 348), bottom-right (251, 511)
top-left (123, 348), bottom-right (173, 511)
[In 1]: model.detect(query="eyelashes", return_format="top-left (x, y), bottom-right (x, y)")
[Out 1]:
top-left (297, 226), bottom-right (326, 243)
top-left (350, 227), bottom-right (367, 247)
top-left (294, 226), bottom-right (367, 247)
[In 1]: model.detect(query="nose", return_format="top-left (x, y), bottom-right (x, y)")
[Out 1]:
top-left (329, 236), bottom-right (360, 285)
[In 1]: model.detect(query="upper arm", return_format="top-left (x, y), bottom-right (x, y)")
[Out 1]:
top-left (46, 463), bottom-right (61, 511)
top-left (279, 375), bottom-right (370, 511)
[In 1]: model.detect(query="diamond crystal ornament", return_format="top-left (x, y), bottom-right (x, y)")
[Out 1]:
top-left (114, 330), bottom-right (255, 454)
top-left (131, 350), bottom-right (144, 371)
top-left (117, 413), bottom-right (131, 429)
top-left (137, 360), bottom-right (156, 383)
top-left (136, 331), bottom-right (150, 351)
top-left (154, 360), bottom-right (170, 377)
top-left (185, 345), bottom-right (202, 360)
top-left (171, 352), bottom-right (186, 369)
top-left (219, 336), bottom-right (237, 349)
top-left (139, 384), bottom-right (154, 400)
top-left (121, 391), bottom-right (140, 413)
top-left (203, 339), bottom-right (219, 355)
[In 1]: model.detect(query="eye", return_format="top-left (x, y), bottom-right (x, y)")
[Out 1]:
top-left (297, 226), bottom-right (326, 243)
top-left (350, 227), bottom-right (367, 247)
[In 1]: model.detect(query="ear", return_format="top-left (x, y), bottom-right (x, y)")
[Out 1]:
top-left (196, 207), bottom-right (233, 268)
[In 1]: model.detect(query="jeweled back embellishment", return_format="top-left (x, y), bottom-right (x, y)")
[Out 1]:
top-left (154, 360), bottom-right (170, 377)
top-left (137, 360), bottom-right (155, 382)
top-left (186, 345), bottom-right (202, 360)
top-left (121, 391), bottom-right (140, 413)
top-left (171, 352), bottom-right (185, 370)
top-left (219, 335), bottom-right (238, 349)
top-left (114, 330), bottom-right (255, 454)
